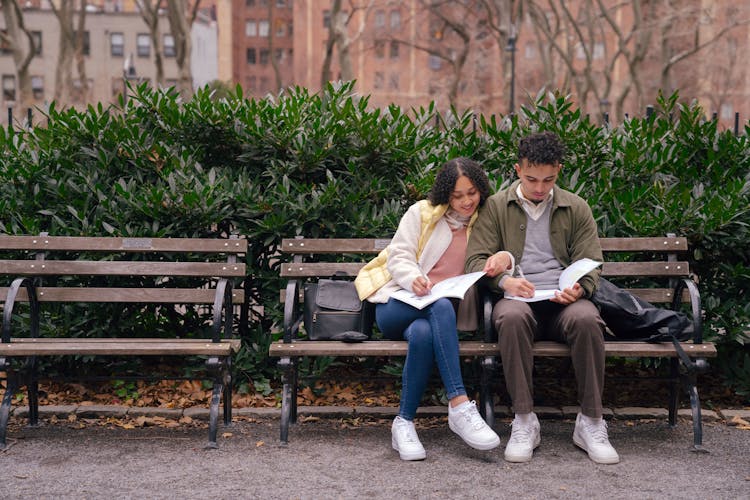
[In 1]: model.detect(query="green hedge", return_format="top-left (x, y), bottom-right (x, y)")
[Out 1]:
top-left (1, 82), bottom-right (748, 397)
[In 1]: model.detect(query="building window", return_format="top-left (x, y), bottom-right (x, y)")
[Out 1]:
top-left (260, 48), bottom-right (269, 65)
top-left (390, 9), bottom-right (401, 29)
top-left (246, 48), bottom-right (256, 64)
top-left (389, 40), bottom-right (399, 59)
top-left (524, 42), bottom-right (536, 59)
top-left (246, 20), bottom-right (257, 37)
top-left (260, 76), bottom-right (269, 92)
top-left (31, 75), bottom-right (44, 99)
top-left (259, 19), bottom-right (269, 37)
top-left (31, 31), bottom-right (42, 55)
top-left (275, 19), bottom-right (286, 36)
top-left (323, 10), bottom-right (331, 28)
top-left (248, 75), bottom-right (257, 90)
top-left (2, 74), bottom-right (16, 101)
top-left (163, 34), bottom-right (175, 57)
top-left (275, 48), bottom-right (285, 63)
top-left (110, 32), bottom-right (124, 57)
top-left (593, 41), bottom-right (604, 59)
top-left (720, 103), bottom-right (733, 120)
top-left (374, 71), bottom-right (384, 89)
top-left (429, 54), bottom-right (442, 70)
top-left (374, 40), bottom-right (385, 59)
top-left (246, 0), bottom-right (255, 6)
top-left (82, 31), bottom-right (90, 56)
top-left (389, 73), bottom-right (399, 90)
top-left (0, 31), bottom-right (10, 55)
top-left (276, 0), bottom-right (285, 6)
top-left (374, 10), bottom-right (385, 29)
top-left (136, 34), bottom-right (150, 57)
top-left (287, 22), bottom-right (293, 37)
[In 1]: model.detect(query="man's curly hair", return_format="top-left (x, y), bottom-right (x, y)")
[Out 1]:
top-left (518, 131), bottom-right (566, 166)
top-left (428, 157), bottom-right (490, 206)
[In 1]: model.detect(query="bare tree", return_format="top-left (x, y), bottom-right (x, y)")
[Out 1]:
top-left (0, 0), bottom-right (34, 114)
top-left (478, 0), bottom-right (521, 114)
top-left (321, 0), bottom-right (375, 88)
top-left (165, 0), bottom-right (201, 97)
top-left (49, 0), bottom-right (78, 106)
top-left (268, 0), bottom-right (282, 91)
top-left (136, 0), bottom-right (166, 87)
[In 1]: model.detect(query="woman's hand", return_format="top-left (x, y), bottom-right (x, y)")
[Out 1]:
top-left (412, 276), bottom-right (433, 296)
top-left (483, 251), bottom-right (513, 277)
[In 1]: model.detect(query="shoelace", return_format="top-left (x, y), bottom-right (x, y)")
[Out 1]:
top-left (458, 403), bottom-right (485, 430)
top-left (395, 420), bottom-right (419, 443)
top-left (508, 421), bottom-right (535, 444)
top-left (584, 420), bottom-right (610, 444)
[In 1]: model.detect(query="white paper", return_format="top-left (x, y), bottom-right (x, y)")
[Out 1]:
top-left (390, 271), bottom-right (486, 310)
top-left (506, 258), bottom-right (602, 302)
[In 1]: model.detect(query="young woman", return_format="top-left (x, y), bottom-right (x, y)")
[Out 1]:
top-left (355, 158), bottom-right (511, 461)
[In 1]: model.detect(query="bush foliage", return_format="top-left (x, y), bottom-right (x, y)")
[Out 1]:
top-left (1, 82), bottom-right (748, 396)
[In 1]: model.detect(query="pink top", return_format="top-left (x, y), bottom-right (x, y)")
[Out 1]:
top-left (427, 226), bottom-right (468, 284)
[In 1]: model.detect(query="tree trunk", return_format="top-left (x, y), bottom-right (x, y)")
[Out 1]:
top-left (50, 0), bottom-right (75, 106)
top-left (166, 0), bottom-right (194, 98)
top-left (1, 0), bottom-right (34, 113)
top-left (320, 0), bottom-right (341, 87)
top-left (268, 0), bottom-right (282, 92)
top-left (137, 0), bottom-right (165, 87)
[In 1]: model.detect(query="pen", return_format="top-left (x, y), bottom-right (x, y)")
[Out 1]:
top-left (515, 265), bottom-right (526, 280)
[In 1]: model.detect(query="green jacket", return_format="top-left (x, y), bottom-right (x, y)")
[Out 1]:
top-left (465, 180), bottom-right (603, 298)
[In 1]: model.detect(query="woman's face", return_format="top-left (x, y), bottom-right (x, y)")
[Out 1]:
top-left (449, 175), bottom-right (481, 218)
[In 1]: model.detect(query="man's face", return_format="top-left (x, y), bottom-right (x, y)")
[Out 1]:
top-left (514, 159), bottom-right (561, 203)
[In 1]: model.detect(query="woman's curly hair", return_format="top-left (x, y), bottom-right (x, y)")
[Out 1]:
top-left (517, 131), bottom-right (566, 166)
top-left (428, 157), bottom-right (491, 206)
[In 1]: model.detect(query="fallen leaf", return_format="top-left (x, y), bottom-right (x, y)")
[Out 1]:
top-left (221, 432), bottom-right (233, 438)
top-left (256, 441), bottom-right (265, 447)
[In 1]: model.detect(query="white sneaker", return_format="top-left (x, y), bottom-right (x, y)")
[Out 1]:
top-left (573, 413), bottom-right (620, 464)
top-left (448, 400), bottom-right (501, 451)
top-left (391, 416), bottom-right (426, 461)
top-left (504, 413), bottom-right (541, 463)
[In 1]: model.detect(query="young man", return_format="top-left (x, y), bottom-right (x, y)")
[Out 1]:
top-left (465, 131), bottom-right (619, 464)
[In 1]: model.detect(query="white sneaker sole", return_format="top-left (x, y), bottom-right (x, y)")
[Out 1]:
top-left (573, 432), bottom-right (620, 464)
top-left (391, 438), bottom-right (426, 461)
top-left (448, 421), bottom-right (501, 451)
top-left (503, 434), bottom-right (541, 463)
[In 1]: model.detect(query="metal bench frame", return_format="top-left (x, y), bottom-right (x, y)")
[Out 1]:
top-left (1, 235), bottom-right (246, 449)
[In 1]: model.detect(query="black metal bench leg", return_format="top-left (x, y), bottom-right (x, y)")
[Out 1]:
top-left (206, 357), bottom-right (222, 449)
top-left (0, 366), bottom-right (16, 450)
top-left (223, 357), bottom-right (233, 427)
top-left (668, 358), bottom-right (679, 427)
top-left (279, 357), bottom-right (295, 444)
top-left (683, 371), bottom-right (708, 453)
top-left (479, 356), bottom-right (496, 427)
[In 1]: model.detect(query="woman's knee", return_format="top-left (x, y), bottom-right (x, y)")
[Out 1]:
top-left (404, 319), bottom-right (433, 348)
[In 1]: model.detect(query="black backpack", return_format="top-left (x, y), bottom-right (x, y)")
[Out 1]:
top-left (591, 278), bottom-right (692, 342)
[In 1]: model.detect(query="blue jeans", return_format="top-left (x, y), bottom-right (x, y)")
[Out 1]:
top-left (376, 297), bottom-right (467, 420)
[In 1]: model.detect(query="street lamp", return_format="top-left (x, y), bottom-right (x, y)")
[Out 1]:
top-left (122, 53), bottom-right (136, 104)
top-left (505, 27), bottom-right (517, 116)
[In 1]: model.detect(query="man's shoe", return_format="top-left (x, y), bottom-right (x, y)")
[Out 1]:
top-left (448, 400), bottom-right (501, 451)
top-left (573, 413), bottom-right (620, 464)
top-left (504, 413), bottom-right (541, 463)
top-left (391, 416), bottom-right (426, 461)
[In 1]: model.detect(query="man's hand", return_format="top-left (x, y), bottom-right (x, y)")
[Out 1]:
top-left (502, 277), bottom-right (535, 299)
top-left (551, 282), bottom-right (584, 305)
top-left (483, 251), bottom-right (512, 277)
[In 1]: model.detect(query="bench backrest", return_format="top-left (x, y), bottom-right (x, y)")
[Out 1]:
top-left (0, 235), bottom-right (247, 305)
top-left (279, 236), bottom-right (692, 304)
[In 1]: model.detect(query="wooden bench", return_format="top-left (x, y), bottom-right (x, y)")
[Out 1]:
top-left (269, 235), bottom-right (717, 450)
top-left (0, 235), bottom-right (246, 449)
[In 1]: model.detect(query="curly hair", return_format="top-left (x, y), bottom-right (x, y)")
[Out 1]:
top-left (517, 131), bottom-right (566, 166)
top-left (428, 157), bottom-right (491, 206)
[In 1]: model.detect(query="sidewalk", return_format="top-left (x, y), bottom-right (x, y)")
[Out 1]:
top-left (3, 404), bottom-right (750, 499)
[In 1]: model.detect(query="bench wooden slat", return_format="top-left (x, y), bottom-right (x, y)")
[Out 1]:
top-left (0, 338), bottom-right (241, 356)
top-left (280, 237), bottom-right (688, 254)
top-left (279, 261), bottom-right (690, 279)
top-left (0, 287), bottom-right (245, 304)
top-left (268, 340), bottom-right (716, 358)
top-left (1, 260), bottom-right (246, 277)
top-left (0, 236), bottom-right (248, 253)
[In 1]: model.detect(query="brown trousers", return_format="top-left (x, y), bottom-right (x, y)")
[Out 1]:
top-left (492, 298), bottom-right (606, 418)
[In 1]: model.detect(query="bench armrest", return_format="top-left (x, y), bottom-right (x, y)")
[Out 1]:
top-left (210, 278), bottom-right (234, 343)
top-left (283, 279), bottom-right (302, 343)
top-left (672, 277), bottom-right (703, 344)
top-left (2, 277), bottom-right (40, 343)
top-left (480, 284), bottom-right (498, 343)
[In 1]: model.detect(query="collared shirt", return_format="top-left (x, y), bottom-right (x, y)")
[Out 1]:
top-left (516, 184), bottom-right (554, 221)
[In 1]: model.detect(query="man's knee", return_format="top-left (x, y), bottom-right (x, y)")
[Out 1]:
top-left (493, 300), bottom-right (533, 332)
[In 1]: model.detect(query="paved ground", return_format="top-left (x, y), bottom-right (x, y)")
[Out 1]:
top-left (2, 406), bottom-right (749, 499)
